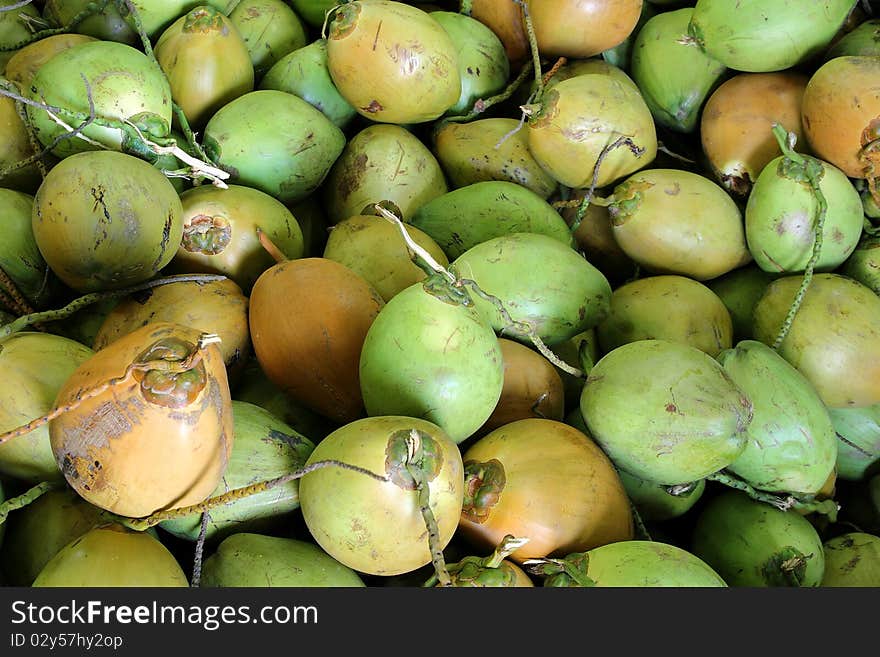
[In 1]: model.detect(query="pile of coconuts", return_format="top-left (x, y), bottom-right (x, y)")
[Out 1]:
top-left (0, 0), bottom-right (879, 589)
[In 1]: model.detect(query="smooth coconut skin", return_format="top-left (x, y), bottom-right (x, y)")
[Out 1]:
top-left (526, 0), bottom-right (643, 59)
top-left (580, 339), bottom-right (752, 485)
top-left (458, 418), bottom-right (634, 563)
top-left (170, 183), bottom-right (305, 293)
top-left (691, 490), bottom-right (826, 587)
top-left (630, 8), bottom-right (727, 134)
top-left (159, 401), bottom-right (315, 542)
top-left (451, 232), bottom-right (612, 346)
top-left (298, 416), bottom-right (464, 576)
top-left (0, 333), bottom-right (94, 483)
top-left (154, 5), bottom-right (254, 129)
top-left (200, 533), bottom-right (365, 587)
top-left (718, 340), bottom-right (838, 495)
top-left (688, 0), bottom-right (855, 73)
top-left (827, 403), bottom-right (880, 481)
top-left (358, 279), bottom-right (504, 443)
top-left (249, 257), bottom-right (384, 425)
top-left (4, 33), bottom-right (96, 89)
top-left (596, 275), bottom-right (733, 358)
top-left (202, 89), bottom-right (346, 204)
top-left (752, 274), bottom-right (880, 409)
top-left (802, 56), bottom-right (880, 180)
top-left (700, 71), bottom-right (810, 197)
top-left (534, 541), bottom-right (727, 587)
top-left (745, 154), bottom-right (863, 274)
top-left (49, 322), bottom-right (234, 519)
top-left (480, 338), bottom-right (565, 433)
top-left (470, 0), bottom-right (529, 65)
top-left (93, 276), bottom-right (251, 383)
top-left (32, 524), bottom-right (188, 587)
top-left (322, 214), bottom-right (449, 303)
top-left (31, 151), bottom-right (184, 294)
top-left (608, 168), bottom-right (751, 281)
top-left (410, 181), bottom-right (573, 260)
top-left (0, 190), bottom-right (53, 310)
top-left (0, 489), bottom-right (103, 586)
top-left (528, 73), bottom-right (657, 190)
top-left (325, 0), bottom-right (461, 124)
top-left (259, 39), bottom-right (357, 129)
top-left (430, 11), bottom-right (509, 117)
top-left (26, 40), bottom-right (172, 158)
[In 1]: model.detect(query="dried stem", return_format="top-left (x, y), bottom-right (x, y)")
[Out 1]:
top-left (405, 430), bottom-right (451, 587)
top-left (769, 124), bottom-right (827, 350)
top-left (120, 460), bottom-right (390, 530)
top-left (0, 266), bottom-right (35, 317)
top-left (440, 60), bottom-right (535, 125)
top-left (0, 481), bottom-right (58, 525)
top-left (0, 273), bottom-right (227, 341)
top-left (191, 511), bottom-right (211, 587)
top-left (569, 136), bottom-right (644, 235)
top-left (0, 0), bottom-right (36, 12)
top-left (374, 203), bottom-right (583, 377)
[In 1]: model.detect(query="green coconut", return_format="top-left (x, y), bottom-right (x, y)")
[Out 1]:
top-left (839, 234), bottom-right (880, 295)
top-left (429, 11), bottom-right (509, 116)
top-left (718, 340), bottom-right (838, 495)
top-left (410, 181), bottom-right (574, 260)
top-left (820, 532), bottom-right (880, 587)
top-left (431, 118), bottom-right (558, 199)
top-left (618, 473), bottom-right (707, 524)
top-left (752, 273), bottom-right (880, 409)
top-left (745, 150), bottom-right (863, 274)
top-left (705, 265), bottom-right (777, 342)
top-left (688, 0), bottom-right (855, 72)
top-left (259, 39), bottom-right (357, 129)
top-left (0, 488), bottom-right (104, 586)
top-left (630, 8), bottom-right (727, 133)
top-left (202, 89), bottom-right (346, 204)
top-left (828, 403), bottom-right (880, 481)
top-left (159, 401), bottom-right (315, 543)
top-left (530, 541), bottom-right (727, 587)
top-left (580, 339), bottom-right (752, 485)
top-left (596, 274), bottom-right (733, 358)
top-left (322, 123), bottom-right (448, 225)
top-left (200, 532), bottom-right (366, 587)
top-left (451, 232), bottom-right (612, 346)
top-left (691, 489), bottom-right (826, 587)
top-left (0, 333), bottom-right (94, 482)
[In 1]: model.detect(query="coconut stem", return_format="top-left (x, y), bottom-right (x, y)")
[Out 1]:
top-left (512, 0), bottom-right (544, 100)
top-left (0, 481), bottom-right (58, 526)
top-left (440, 60), bottom-right (534, 125)
top-left (459, 0), bottom-right (472, 16)
top-left (768, 124), bottom-right (827, 350)
top-left (190, 511), bottom-right (211, 587)
top-left (0, 336), bottom-right (214, 446)
top-left (0, 274), bottom-right (226, 341)
top-left (118, 459), bottom-right (390, 531)
top-left (0, 0), bottom-right (110, 51)
top-left (256, 228), bottom-right (290, 264)
top-left (375, 204), bottom-right (584, 378)
top-left (0, 267), bottom-right (35, 317)
top-left (707, 470), bottom-right (840, 521)
top-left (569, 136), bottom-right (644, 236)
top-left (404, 429), bottom-right (452, 587)
top-left (0, 0), bottom-right (36, 12)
